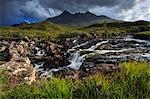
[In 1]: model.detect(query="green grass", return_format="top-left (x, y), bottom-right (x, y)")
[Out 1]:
top-left (0, 68), bottom-right (8, 98)
top-left (137, 31), bottom-right (150, 36)
top-left (0, 21), bottom-right (91, 40)
top-left (1, 21), bottom-right (149, 40)
top-left (5, 78), bottom-right (74, 98)
top-left (1, 61), bottom-right (149, 98)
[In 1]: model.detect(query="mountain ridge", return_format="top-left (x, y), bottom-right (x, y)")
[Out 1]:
top-left (47, 11), bottom-right (122, 27)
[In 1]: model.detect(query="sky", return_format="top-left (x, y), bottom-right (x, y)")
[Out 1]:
top-left (0, 0), bottom-right (150, 25)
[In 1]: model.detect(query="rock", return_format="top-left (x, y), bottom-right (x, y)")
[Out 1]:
top-left (48, 42), bottom-right (63, 55)
top-left (0, 61), bottom-right (7, 65)
top-left (22, 36), bottom-right (30, 42)
top-left (0, 47), bottom-right (11, 62)
top-left (88, 63), bottom-right (117, 75)
top-left (54, 68), bottom-right (79, 79)
top-left (0, 40), bottom-right (36, 85)
top-left (0, 40), bottom-right (10, 46)
top-left (24, 67), bottom-right (36, 85)
top-left (30, 56), bottom-right (51, 63)
top-left (0, 46), bottom-right (6, 52)
top-left (80, 50), bottom-right (93, 55)
top-left (9, 41), bottom-right (29, 61)
top-left (0, 57), bottom-right (36, 85)
top-left (134, 34), bottom-right (150, 40)
top-left (82, 62), bottom-right (95, 68)
top-left (96, 43), bottom-right (113, 50)
top-left (54, 54), bottom-right (63, 60)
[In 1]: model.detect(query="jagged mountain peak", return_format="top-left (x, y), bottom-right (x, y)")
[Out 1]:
top-left (61, 10), bottom-right (72, 16)
top-left (47, 11), bottom-right (120, 26)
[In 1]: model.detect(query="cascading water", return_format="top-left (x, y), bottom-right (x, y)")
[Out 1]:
top-left (67, 51), bottom-right (86, 70)
top-left (35, 47), bottom-right (45, 56)
top-left (32, 35), bottom-right (150, 77)
top-left (88, 40), bottom-right (109, 51)
top-left (66, 40), bottom-right (109, 70)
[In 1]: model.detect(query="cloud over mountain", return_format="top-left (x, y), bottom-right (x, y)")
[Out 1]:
top-left (0, 0), bottom-right (150, 25)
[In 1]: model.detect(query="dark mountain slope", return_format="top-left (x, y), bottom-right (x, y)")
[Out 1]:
top-left (47, 11), bottom-right (122, 26)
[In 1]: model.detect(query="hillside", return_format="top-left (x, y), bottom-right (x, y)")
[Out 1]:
top-left (0, 14), bottom-right (150, 40)
top-left (80, 20), bottom-right (150, 37)
top-left (0, 21), bottom-right (90, 40)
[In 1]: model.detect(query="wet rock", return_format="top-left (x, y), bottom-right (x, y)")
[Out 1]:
top-left (49, 42), bottom-right (63, 54)
top-left (80, 50), bottom-right (93, 55)
top-left (0, 47), bottom-right (11, 62)
top-left (134, 34), bottom-right (150, 40)
top-left (30, 56), bottom-right (52, 63)
top-left (96, 43), bottom-right (113, 50)
top-left (82, 62), bottom-right (95, 68)
top-left (29, 41), bottom-right (70, 72)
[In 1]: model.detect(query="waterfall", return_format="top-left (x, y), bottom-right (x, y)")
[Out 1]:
top-left (67, 40), bottom-right (109, 70)
top-left (32, 35), bottom-right (150, 77)
top-left (87, 40), bottom-right (109, 51)
top-left (35, 47), bottom-right (45, 56)
top-left (67, 51), bottom-right (86, 70)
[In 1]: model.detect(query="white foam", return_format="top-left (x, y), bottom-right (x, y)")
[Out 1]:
top-left (66, 41), bottom-right (109, 70)
top-left (88, 40), bottom-right (109, 51)
top-left (35, 47), bottom-right (45, 56)
top-left (124, 38), bottom-right (150, 45)
top-left (72, 41), bottom-right (89, 49)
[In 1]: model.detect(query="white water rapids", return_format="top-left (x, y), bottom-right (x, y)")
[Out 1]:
top-left (33, 36), bottom-right (150, 76)
top-left (67, 40), bottom-right (109, 70)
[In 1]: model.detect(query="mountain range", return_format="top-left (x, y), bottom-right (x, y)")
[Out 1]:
top-left (47, 11), bottom-right (122, 27)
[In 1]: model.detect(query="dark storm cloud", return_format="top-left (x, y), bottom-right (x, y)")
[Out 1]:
top-left (0, 0), bottom-right (148, 25)
top-left (0, 0), bottom-right (33, 25)
top-left (39, 0), bottom-right (137, 12)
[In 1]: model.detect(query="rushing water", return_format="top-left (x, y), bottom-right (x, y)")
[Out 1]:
top-left (35, 47), bottom-right (45, 56)
top-left (67, 40), bottom-right (109, 70)
top-left (33, 35), bottom-right (150, 76)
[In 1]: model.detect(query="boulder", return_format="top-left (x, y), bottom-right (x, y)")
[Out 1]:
top-left (88, 63), bottom-right (117, 75)
top-left (48, 42), bottom-right (63, 55)
top-left (0, 47), bottom-right (11, 62)
top-left (9, 41), bottom-right (29, 61)
top-left (22, 36), bottom-right (30, 42)
top-left (0, 40), bottom-right (36, 85)
top-left (96, 43), bottom-right (113, 50)
top-left (0, 57), bottom-right (36, 85)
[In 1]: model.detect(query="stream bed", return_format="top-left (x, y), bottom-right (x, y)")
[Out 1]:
top-left (32, 35), bottom-right (150, 77)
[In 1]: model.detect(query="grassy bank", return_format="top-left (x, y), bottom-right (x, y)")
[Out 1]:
top-left (1, 21), bottom-right (150, 40)
top-left (1, 61), bottom-right (150, 98)
top-left (0, 22), bottom-right (91, 40)
top-left (137, 31), bottom-right (150, 36)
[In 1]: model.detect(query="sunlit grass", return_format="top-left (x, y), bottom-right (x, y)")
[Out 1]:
top-left (1, 61), bottom-right (149, 98)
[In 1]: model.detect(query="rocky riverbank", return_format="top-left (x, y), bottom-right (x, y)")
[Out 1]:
top-left (0, 35), bottom-right (150, 84)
